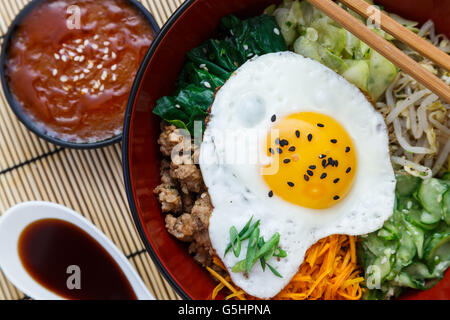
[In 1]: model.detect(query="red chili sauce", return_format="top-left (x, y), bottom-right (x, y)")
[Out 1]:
top-left (6, 0), bottom-right (155, 143)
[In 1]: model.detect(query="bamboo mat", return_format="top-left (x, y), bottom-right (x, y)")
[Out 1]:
top-left (0, 0), bottom-right (185, 300)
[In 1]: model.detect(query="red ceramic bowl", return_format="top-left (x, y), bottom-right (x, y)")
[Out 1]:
top-left (123, 0), bottom-right (450, 300)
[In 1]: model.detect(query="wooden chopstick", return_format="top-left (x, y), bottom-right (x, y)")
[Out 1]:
top-left (340, 0), bottom-right (450, 71)
top-left (306, 0), bottom-right (450, 104)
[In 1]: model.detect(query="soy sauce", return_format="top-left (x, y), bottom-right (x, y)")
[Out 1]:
top-left (18, 219), bottom-right (137, 300)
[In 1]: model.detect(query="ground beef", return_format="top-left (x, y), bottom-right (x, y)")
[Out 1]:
top-left (154, 123), bottom-right (214, 267)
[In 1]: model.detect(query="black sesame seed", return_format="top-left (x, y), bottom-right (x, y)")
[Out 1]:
top-left (322, 159), bottom-right (327, 168)
top-left (277, 148), bottom-right (283, 154)
top-left (268, 191), bottom-right (274, 197)
top-left (309, 165), bottom-right (316, 170)
top-left (317, 123), bottom-right (325, 128)
top-left (295, 130), bottom-right (300, 138)
top-left (287, 182), bottom-right (295, 187)
top-left (304, 175), bottom-right (310, 182)
top-left (308, 134), bottom-right (313, 142)
top-left (280, 139), bottom-right (289, 147)
top-left (333, 178), bottom-right (340, 184)
top-left (284, 159), bottom-right (291, 164)
top-left (334, 160), bottom-right (339, 167)
top-left (271, 115), bottom-right (276, 122)
top-left (333, 195), bottom-right (340, 201)
top-left (289, 146), bottom-right (296, 152)
top-left (269, 148), bottom-right (275, 155)
top-left (330, 139), bottom-right (337, 144)
top-left (346, 167), bottom-right (352, 174)
top-left (319, 154), bottom-right (326, 159)
top-left (345, 146), bottom-right (351, 153)
top-left (320, 173), bottom-right (327, 179)
top-left (307, 170), bottom-right (314, 177)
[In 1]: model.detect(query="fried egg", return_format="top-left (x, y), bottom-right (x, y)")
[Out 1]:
top-left (200, 52), bottom-right (395, 299)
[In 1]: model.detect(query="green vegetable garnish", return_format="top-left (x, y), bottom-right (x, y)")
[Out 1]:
top-left (359, 173), bottom-right (450, 299)
top-left (153, 14), bottom-right (287, 135)
top-left (230, 226), bottom-right (241, 258)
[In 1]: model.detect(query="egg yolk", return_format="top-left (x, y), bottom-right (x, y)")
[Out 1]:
top-left (262, 112), bottom-right (357, 209)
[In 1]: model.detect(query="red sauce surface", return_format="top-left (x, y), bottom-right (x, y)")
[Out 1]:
top-left (6, 0), bottom-right (154, 143)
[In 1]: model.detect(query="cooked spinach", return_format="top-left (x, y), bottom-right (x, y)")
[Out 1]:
top-left (153, 14), bottom-right (287, 135)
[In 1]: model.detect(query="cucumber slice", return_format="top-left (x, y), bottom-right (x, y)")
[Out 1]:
top-left (404, 262), bottom-right (434, 280)
top-left (310, 17), bottom-right (346, 55)
top-left (369, 255), bottom-right (393, 281)
top-left (342, 60), bottom-right (370, 92)
top-left (424, 231), bottom-right (450, 267)
top-left (318, 46), bottom-right (349, 74)
top-left (396, 231), bottom-right (416, 267)
top-left (396, 174), bottom-right (421, 197)
top-left (404, 208), bottom-right (439, 231)
top-left (393, 272), bottom-right (424, 290)
top-left (274, 1), bottom-right (302, 46)
top-left (293, 36), bottom-right (322, 62)
top-left (444, 191), bottom-right (450, 226)
top-left (417, 178), bottom-right (448, 220)
top-left (368, 50), bottom-right (398, 101)
top-left (403, 219), bottom-right (425, 259)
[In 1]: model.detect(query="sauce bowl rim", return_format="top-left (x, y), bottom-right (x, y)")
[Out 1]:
top-left (0, 0), bottom-right (160, 150)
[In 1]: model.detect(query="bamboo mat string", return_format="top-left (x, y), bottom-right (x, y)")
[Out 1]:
top-left (0, 0), bottom-right (185, 300)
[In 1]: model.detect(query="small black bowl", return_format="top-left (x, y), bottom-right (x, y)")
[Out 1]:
top-left (0, 0), bottom-right (160, 149)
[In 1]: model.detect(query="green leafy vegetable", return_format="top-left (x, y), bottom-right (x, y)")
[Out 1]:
top-left (153, 14), bottom-right (287, 134)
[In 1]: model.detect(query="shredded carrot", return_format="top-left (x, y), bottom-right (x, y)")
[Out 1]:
top-left (208, 235), bottom-right (365, 300)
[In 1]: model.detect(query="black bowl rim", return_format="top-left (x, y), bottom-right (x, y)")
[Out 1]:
top-left (0, 0), bottom-right (160, 150)
top-left (122, 0), bottom-right (196, 300)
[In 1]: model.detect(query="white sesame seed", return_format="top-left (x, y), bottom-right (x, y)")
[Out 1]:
top-left (74, 56), bottom-right (80, 62)
top-left (199, 64), bottom-right (206, 69)
top-left (204, 81), bottom-right (211, 88)
top-left (103, 47), bottom-right (109, 54)
top-left (60, 75), bottom-right (68, 82)
top-left (111, 64), bottom-right (117, 71)
top-left (59, 49), bottom-right (65, 55)
top-left (61, 55), bottom-right (68, 62)
top-left (80, 73), bottom-right (85, 79)
top-left (74, 75), bottom-right (79, 82)
top-left (52, 69), bottom-right (58, 76)
top-left (111, 52), bottom-right (117, 59)
top-left (101, 71), bottom-right (108, 80)
top-left (175, 104), bottom-right (181, 109)
top-left (79, 56), bottom-right (85, 62)
top-left (274, 28), bottom-right (280, 35)
top-left (94, 35), bottom-right (100, 40)
top-left (75, 39), bottom-right (82, 44)
top-left (103, 41), bottom-right (110, 46)
top-left (92, 43), bottom-right (99, 50)
top-left (99, 84), bottom-right (105, 92)
top-left (84, 69), bottom-right (90, 74)
top-left (76, 47), bottom-right (83, 54)
top-left (243, 44), bottom-right (249, 51)
top-left (87, 61), bottom-right (94, 69)
top-left (93, 80), bottom-right (100, 89)
top-left (68, 51), bottom-right (75, 57)
top-left (54, 53), bottom-right (60, 60)
top-left (97, 64), bottom-right (103, 69)
top-left (112, 74), bottom-right (117, 81)
top-left (81, 88), bottom-right (88, 94)
top-left (102, 55), bottom-right (109, 60)
top-left (84, 40), bottom-right (89, 46)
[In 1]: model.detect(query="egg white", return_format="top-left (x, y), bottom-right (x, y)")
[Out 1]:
top-left (200, 52), bottom-right (396, 299)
